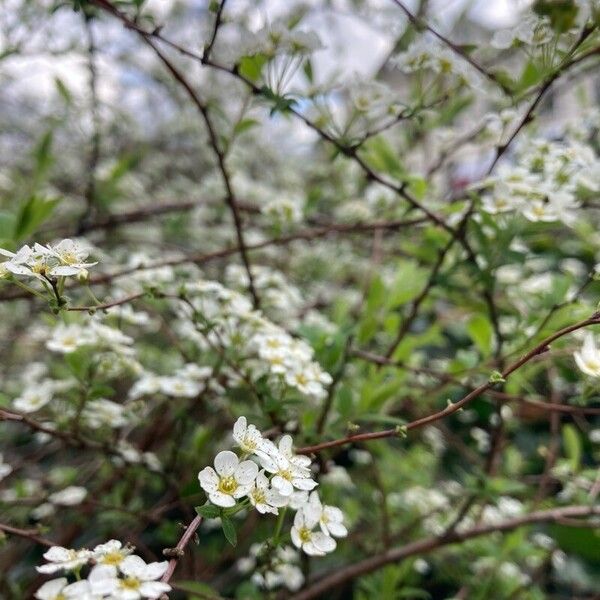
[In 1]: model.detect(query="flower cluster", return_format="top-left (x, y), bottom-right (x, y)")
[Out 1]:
top-left (480, 136), bottom-right (599, 222)
top-left (35, 540), bottom-right (170, 599)
top-left (491, 14), bottom-right (554, 49)
top-left (238, 544), bottom-right (304, 592)
top-left (392, 35), bottom-right (484, 89)
top-left (198, 417), bottom-right (347, 558)
top-left (0, 239), bottom-right (96, 283)
top-left (175, 279), bottom-right (332, 401)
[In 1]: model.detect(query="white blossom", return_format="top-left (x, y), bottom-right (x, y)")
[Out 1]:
top-left (198, 450), bottom-right (259, 507)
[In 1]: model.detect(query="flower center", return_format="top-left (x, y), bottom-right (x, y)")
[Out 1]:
top-left (252, 488), bottom-right (266, 504)
top-left (32, 261), bottom-right (47, 275)
top-left (61, 251), bottom-right (78, 265)
top-left (218, 476), bottom-right (238, 494)
top-left (121, 577), bottom-right (141, 590)
top-left (243, 435), bottom-right (257, 450)
top-left (280, 469), bottom-right (293, 481)
top-left (299, 527), bottom-right (312, 543)
top-left (101, 551), bottom-right (124, 565)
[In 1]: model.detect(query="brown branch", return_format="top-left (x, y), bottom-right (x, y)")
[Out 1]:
top-left (390, 0), bottom-right (512, 95)
top-left (488, 25), bottom-right (596, 173)
top-left (0, 522), bottom-right (55, 548)
top-left (287, 505), bottom-right (600, 600)
top-left (89, 0), bottom-right (454, 237)
top-left (203, 0), bottom-right (227, 62)
top-left (0, 217), bottom-right (426, 302)
top-left (298, 313), bottom-right (600, 454)
top-left (160, 514), bottom-right (203, 584)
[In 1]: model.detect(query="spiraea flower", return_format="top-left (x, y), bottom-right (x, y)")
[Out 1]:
top-left (259, 450), bottom-right (318, 497)
top-left (44, 239), bottom-right (97, 277)
top-left (91, 540), bottom-right (134, 567)
top-left (92, 556), bottom-right (171, 599)
top-left (248, 470), bottom-right (289, 514)
top-left (290, 506), bottom-right (337, 556)
top-left (308, 491), bottom-right (348, 538)
top-left (36, 545), bottom-right (92, 574)
top-left (48, 486), bottom-right (88, 506)
top-left (198, 450), bottom-right (259, 507)
top-left (574, 332), bottom-right (600, 377)
top-left (233, 416), bottom-right (272, 456)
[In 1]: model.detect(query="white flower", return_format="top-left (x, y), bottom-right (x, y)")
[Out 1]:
top-left (35, 578), bottom-right (70, 600)
top-left (129, 372), bottom-right (162, 399)
top-left (0, 453), bottom-right (12, 481)
top-left (4, 244), bottom-right (48, 281)
top-left (308, 491), bottom-right (348, 538)
top-left (36, 546), bottom-right (92, 574)
top-left (249, 470), bottom-right (289, 514)
top-left (46, 324), bottom-right (94, 354)
top-left (574, 333), bottom-right (600, 377)
top-left (232, 416), bottom-right (272, 456)
top-left (260, 451), bottom-right (317, 497)
top-left (159, 376), bottom-right (201, 398)
top-left (13, 381), bottom-right (54, 413)
top-left (92, 539), bottom-right (134, 567)
top-left (82, 399), bottom-right (129, 429)
top-left (48, 486), bottom-right (88, 506)
top-left (45, 239), bottom-right (97, 276)
top-left (198, 450), bottom-right (259, 507)
top-left (290, 508), bottom-right (336, 556)
top-left (94, 556), bottom-right (171, 599)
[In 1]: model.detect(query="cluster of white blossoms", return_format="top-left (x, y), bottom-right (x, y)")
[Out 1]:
top-left (392, 35), bottom-right (484, 89)
top-left (480, 136), bottom-right (600, 222)
top-left (0, 239), bottom-right (96, 283)
top-left (175, 279), bottom-right (332, 401)
top-left (220, 21), bottom-right (322, 64)
top-left (491, 14), bottom-right (554, 49)
top-left (35, 540), bottom-right (170, 600)
top-left (225, 264), bottom-right (303, 325)
top-left (198, 417), bottom-right (347, 558)
top-left (237, 543), bottom-right (304, 592)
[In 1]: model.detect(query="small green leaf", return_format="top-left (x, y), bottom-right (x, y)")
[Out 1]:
top-left (489, 370), bottom-right (506, 384)
top-left (303, 58), bottom-right (314, 83)
top-left (195, 504), bottom-right (220, 519)
top-left (467, 314), bottom-right (493, 357)
top-left (238, 54), bottom-right (268, 82)
top-left (14, 196), bottom-right (61, 242)
top-left (562, 424), bottom-right (581, 471)
top-left (233, 118), bottom-right (259, 136)
top-left (221, 516), bottom-right (237, 546)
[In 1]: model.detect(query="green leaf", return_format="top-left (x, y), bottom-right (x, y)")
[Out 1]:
top-left (33, 131), bottom-right (54, 179)
top-left (303, 58), bottom-right (314, 83)
top-left (238, 54), bottom-right (268, 82)
top-left (233, 118), bottom-right (259, 136)
top-left (195, 504), bottom-right (220, 519)
top-left (562, 424), bottom-right (581, 471)
top-left (14, 196), bottom-right (61, 242)
top-left (517, 60), bottom-right (543, 92)
top-left (221, 516), bottom-right (237, 546)
top-left (54, 77), bottom-right (72, 104)
top-left (388, 261), bottom-right (428, 307)
top-left (466, 314), bottom-right (493, 357)
top-left (361, 137), bottom-right (405, 180)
